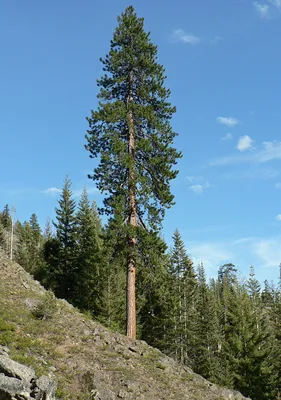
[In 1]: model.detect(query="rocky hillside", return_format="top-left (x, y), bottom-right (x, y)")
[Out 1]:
top-left (0, 251), bottom-right (249, 400)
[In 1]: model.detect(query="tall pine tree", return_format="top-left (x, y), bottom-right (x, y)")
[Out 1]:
top-left (86, 6), bottom-right (181, 338)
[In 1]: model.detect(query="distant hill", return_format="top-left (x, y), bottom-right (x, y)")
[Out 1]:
top-left (0, 250), bottom-right (249, 400)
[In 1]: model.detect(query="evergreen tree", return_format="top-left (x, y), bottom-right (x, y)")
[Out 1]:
top-left (51, 176), bottom-right (77, 300)
top-left (0, 205), bottom-right (12, 254)
top-left (261, 279), bottom-right (275, 311)
top-left (75, 188), bottom-right (103, 314)
top-left (137, 230), bottom-right (169, 345)
top-left (271, 284), bottom-right (281, 397)
top-left (43, 236), bottom-right (61, 289)
top-left (15, 217), bottom-right (43, 276)
top-left (193, 263), bottom-right (221, 381)
top-left (29, 213), bottom-right (43, 276)
top-left (29, 213), bottom-right (41, 244)
top-left (167, 229), bottom-right (197, 363)
top-left (0, 221), bottom-right (6, 251)
top-left (43, 217), bottom-right (53, 240)
top-left (16, 221), bottom-right (33, 272)
top-left (1, 204), bottom-right (11, 229)
top-left (246, 265), bottom-right (261, 301)
top-left (85, 6), bottom-right (181, 338)
top-left (215, 264), bottom-right (239, 388)
top-left (98, 202), bottom-right (127, 332)
top-left (91, 201), bottom-right (103, 249)
top-left (224, 285), bottom-right (274, 400)
top-left (0, 222), bottom-right (8, 253)
top-left (218, 263), bottom-right (237, 286)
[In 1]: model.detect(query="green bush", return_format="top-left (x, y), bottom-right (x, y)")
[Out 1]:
top-left (32, 291), bottom-right (58, 320)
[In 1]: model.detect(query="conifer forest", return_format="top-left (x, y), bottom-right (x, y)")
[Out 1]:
top-left (1, 6), bottom-right (281, 400)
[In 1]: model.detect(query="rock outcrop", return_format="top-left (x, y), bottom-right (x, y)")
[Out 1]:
top-left (0, 348), bottom-right (57, 400)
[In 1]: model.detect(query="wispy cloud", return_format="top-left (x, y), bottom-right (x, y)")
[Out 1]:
top-left (42, 187), bottom-right (62, 195)
top-left (186, 176), bottom-right (204, 183)
top-left (275, 182), bottom-right (281, 189)
top-left (187, 241), bottom-right (233, 274)
top-left (270, 0), bottom-right (281, 8)
top-left (189, 184), bottom-right (204, 194)
top-left (188, 178), bottom-right (212, 195)
top-left (186, 235), bottom-right (281, 278)
top-left (210, 140), bottom-right (281, 166)
top-left (42, 186), bottom-right (99, 198)
top-left (275, 214), bottom-right (281, 221)
top-left (216, 116), bottom-right (239, 127)
top-left (221, 133), bottom-right (232, 141)
top-left (254, 2), bottom-right (270, 18)
top-left (252, 236), bottom-right (281, 268)
top-left (237, 135), bottom-right (255, 152)
top-left (171, 29), bottom-right (200, 45)
top-left (254, 0), bottom-right (281, 18)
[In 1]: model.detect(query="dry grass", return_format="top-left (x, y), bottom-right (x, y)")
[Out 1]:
top-left (0, 251), bottom-right (246, 400)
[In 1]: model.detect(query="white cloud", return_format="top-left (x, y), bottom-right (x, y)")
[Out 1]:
top-left (210, 140), bottom-right (281, 166)
top-left (187, 176), bottom-right (212, 194)
top-left (261, 141), bottom-right (281, 161)
top-left (253, 236), bottom-right (281, 268)
top-left (254, 2), bottom-right (270, 17)
top-left (42, 186), bottom-right (99, 197)
top-left (254, 0), bottom-right (281, 19)
top-left (186, 176), bottom-right (204, 183)
top-left (189, 184), bottom-right (204, 194)
top-left (186, 235), bottom-right (281, 278)
top-left (221, 133), bottom-right (232, 141)
top-left (187, 241), bottom-right (234, 276)
top-left (216, 116), bottom-right (239, 127)
top-left (171, 29), bottom-right (200, 45)
top-left (275, 214), bottom-right (281, 221)
top-left (189, 181), bottom-right (212, 195)
top-left (42, 187), bottom-right (62, 195)
top-left (275, 182), bottom-right (281, 189)
top-left (270, 0), bottom-right (281, 8)
top-left (237, 135), bottom-right (255, 152)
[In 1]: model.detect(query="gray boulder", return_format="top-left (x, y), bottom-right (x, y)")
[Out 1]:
top-left (0, 373), bottom-right (27, 399)
top-left (35, 375), bottom-right (57, 400)
top-left (0, 354), bottom-right (57, 400)
top-left (0, 355), bottom-right (35, 386)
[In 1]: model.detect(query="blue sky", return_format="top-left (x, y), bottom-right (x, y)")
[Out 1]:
top-left (1, 0), bottom-right (281, 283)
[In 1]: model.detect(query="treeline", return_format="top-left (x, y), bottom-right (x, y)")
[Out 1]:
top-left (1, 177), bottom-right (281, 400)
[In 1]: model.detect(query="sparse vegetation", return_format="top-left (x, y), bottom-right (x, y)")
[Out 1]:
top-left (0, 251), bottom-right (248, 400)
top-left (32, 290), bottom-right (58, 320)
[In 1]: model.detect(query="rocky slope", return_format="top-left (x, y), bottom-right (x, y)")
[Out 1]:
top-left (0, 349), bottom-right (57, 399)
top-left (0, 251), bottom-right (249, 400)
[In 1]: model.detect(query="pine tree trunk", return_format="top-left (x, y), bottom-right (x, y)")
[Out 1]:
top-left (126, 71), bottom-right (137, 339)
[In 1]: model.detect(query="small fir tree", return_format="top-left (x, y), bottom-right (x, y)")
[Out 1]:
top-left (75, 188), bottom-right (103, 313)
top-left (52, 176), bottom-right (77, 300)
